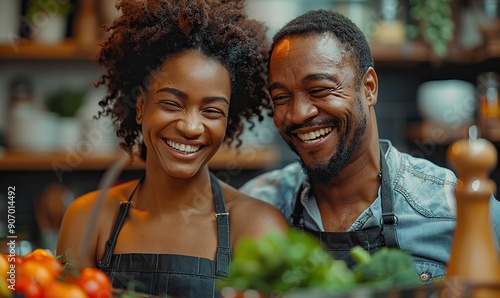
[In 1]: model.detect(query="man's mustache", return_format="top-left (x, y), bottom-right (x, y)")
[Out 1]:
top-left (284, 118), bottom-right (340, 135)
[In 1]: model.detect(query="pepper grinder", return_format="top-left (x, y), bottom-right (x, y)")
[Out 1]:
top-left (446, 126), bottom-right (500, 297)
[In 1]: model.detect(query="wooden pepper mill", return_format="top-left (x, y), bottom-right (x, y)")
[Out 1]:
top-left (445, 126), bottom-right (500, 297)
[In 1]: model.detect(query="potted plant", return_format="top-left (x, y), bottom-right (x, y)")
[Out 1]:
top-left (407, 0), bottom-right (455, 58)
top-left (44, 86), bottom-right (87, 150)
top-left (25, 0), bottom-right (73, 44)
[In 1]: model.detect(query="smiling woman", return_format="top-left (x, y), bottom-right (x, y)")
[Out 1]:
top-left (55, 1), bottom-right (288, 298)
top-left (136, 52), bottom-right (232, 179)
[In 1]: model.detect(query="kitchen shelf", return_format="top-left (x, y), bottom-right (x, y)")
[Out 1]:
top-left (406, 120), bottom-right (500, 145)
top-left (0, 39), bottom-right (100, 61)
top-left (369, 40), bottom-right (431, 64)
top-left (468, 43), bottom-right (500, 64)
top-left (0, 39), bottom-right (436, 63)
top-left (1, 38), bottom-right (499, 65)
top-left (0, 145), bottom-right (281, 171)
top-left (405, 121), bottom-right (472, 145)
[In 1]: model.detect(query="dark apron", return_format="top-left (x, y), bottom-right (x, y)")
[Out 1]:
top-left (290, 143), bottom-right (399, 267)
top-left (97, 173), bottom-right (231, 298)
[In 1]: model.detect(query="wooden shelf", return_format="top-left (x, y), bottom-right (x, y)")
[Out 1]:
top-left (469, 43), bottom-right (500, 64)
top-left (1, 38), bottom-right (498, 65)
top-left (0, 40), bottom-right (432, 64)
top-left (405, 121), bottom-right (474, 145)
top-left (0, 39), bottom-right (100, 61)
top-left (370, 40), bottom-right (431, 64)
top-left (0, 145), bottom-right (281, 171)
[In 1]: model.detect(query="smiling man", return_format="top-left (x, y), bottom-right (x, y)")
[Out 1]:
top-left (240, 9), bottom-right (500, 284)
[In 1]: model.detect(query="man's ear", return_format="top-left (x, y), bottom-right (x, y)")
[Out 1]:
top-left (136, 87), bottom-right (146, 125)
top-left (363, 67), bottom-right (378, 107)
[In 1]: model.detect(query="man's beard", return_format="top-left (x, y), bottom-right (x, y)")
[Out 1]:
top-left (283, 95), bottom-right (368, 185)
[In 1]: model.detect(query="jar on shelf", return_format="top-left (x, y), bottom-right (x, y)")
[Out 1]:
top-left (477, 72), bottom-right (500, 140)
top-left (331, 0), bottom-right (375, 39)
top-left (372, 0), bottom-right (407, 45)
top-left (472, 0), bottom-right (500, 45)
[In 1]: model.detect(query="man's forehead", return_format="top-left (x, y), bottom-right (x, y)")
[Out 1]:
top-left (271, 34), bottom-right (347, 64)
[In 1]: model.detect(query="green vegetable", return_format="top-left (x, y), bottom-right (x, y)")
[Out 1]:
top-left (218, 231), bottom-right (423, 296)
top-left (217, 229), bottom-right (356, 295)
top-left (351, 246), bottom-right (422, 289)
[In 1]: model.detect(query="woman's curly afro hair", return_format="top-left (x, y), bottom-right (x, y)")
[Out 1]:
top-left (96, 0), bottom-right (270, 159)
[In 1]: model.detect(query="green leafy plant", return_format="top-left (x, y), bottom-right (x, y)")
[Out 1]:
top-left (26, 0), bottom-right (73, 23)
top-left (218, 230), bottom-right (356, 295)
top-left (351, 246), bottom-right (422, 289)
top-left (45, 87), bottom-right (87, 118)
top-left (217, 230), bottom-right (423, 296)
top-left (408, 0), bottom-right (454, 58)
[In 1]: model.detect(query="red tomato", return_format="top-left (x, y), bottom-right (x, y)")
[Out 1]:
top-left (5, 254), bottom-right (23, 267)
top-left (22, 254), bottom-right (62, 277)
top-left (24, 248), bottom-right (54, 260)
top-left (43, 280), bottom-right (88, 298)
top-left (74, 267), bottom-right (112, 298)
top-left (14, 275), bottom-right (43, 298)
top-left (0, 254), bottom-right (9, 279)
top-left (17, 260), bottom-right (55, 287)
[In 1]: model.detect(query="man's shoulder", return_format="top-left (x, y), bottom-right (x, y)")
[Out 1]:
top-left (384, 140), bottom-right (458, 218)
top-left (239, 162), bottom-right (305, 205)
top-left (243, 161), bottom-right (304, 184)
top-left (385, 140), bottom-right (457, 185)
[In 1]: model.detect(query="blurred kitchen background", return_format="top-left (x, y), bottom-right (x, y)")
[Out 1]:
top-left (0, 0), bottom-right (499, 253)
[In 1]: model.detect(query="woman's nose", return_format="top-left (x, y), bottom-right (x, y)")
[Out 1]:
top-left (176, 112), bottom-right (205, 138)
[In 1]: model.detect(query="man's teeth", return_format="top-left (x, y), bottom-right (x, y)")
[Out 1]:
top-left (166, 139), bottom-right (200, 153)
top-left (297, 127), bottom-right (333, 142)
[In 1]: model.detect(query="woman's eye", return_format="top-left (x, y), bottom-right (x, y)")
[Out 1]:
top-left (204, 108), bottom-right (226, 118)
top-left (159, 100), bottom-right (181, 109)
top-left (309, 88), bottom-right (333, 98)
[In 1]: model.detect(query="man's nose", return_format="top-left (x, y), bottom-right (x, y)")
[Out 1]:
top-left (286, 95), bottom-right (319, 124)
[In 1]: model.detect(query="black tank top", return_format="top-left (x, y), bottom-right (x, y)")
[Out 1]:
top-left (97, 173), bottom-right (231, 298)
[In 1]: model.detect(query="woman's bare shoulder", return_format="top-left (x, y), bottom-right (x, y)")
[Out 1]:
top-left (222, 182), bottom-right (288, 243)
top-left (62, 179), bottom-right (140, 228)
top-left (57, 179), bottom-right (141, 267)
top-left (72, 180), bottom-right (138, 207)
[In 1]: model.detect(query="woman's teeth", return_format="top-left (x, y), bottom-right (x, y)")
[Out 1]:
top-left (297, 127), bottom-right (333, 143)
top-left (165, 139), bottom-right (200, 154)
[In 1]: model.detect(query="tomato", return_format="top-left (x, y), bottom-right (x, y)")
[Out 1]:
top-left (24, 248), bottom-right (54, 259)
top-left (74, 267), bottom-right (112, 298)
top-left (5, 254), bottom-right (23, 267)
top-left (43, 280), bottom-right (88, 298)
top-left (15, 277), bottom-right (43, 298)
top-left (0, 277), bottom-right (13, 298)
top-left (0, 254), bottom-right (9, 279)
top-left (17, 261), bottom-right (55, 287)
top-left (22, 253), bottom-right (62, 277)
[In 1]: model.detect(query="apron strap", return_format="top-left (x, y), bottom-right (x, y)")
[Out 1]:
top-left (210, 173), bottom-right (232, 277)
top-left (379, 143), bottom-right (399, 248)
top-left (290, 185), bottom-right (305, 230)
top-left (97, 175), bottom-right (143, 268)
top-left (98, 202), bottom-right (131, 269)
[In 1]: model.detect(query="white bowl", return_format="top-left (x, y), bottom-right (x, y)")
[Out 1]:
top-left (417, 79), bottom-right (476, 129)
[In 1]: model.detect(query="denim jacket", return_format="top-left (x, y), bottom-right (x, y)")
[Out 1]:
top-left (240, 140), bottom-right (500, 283)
